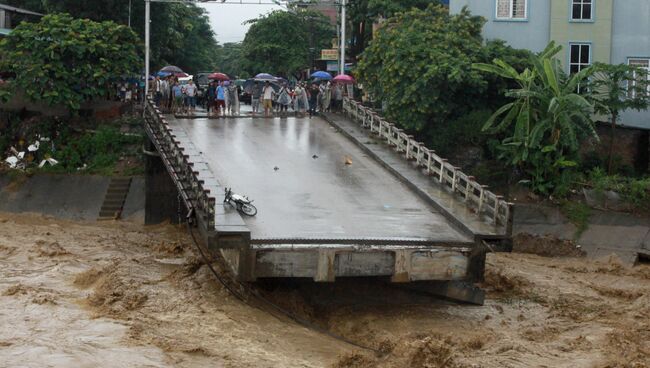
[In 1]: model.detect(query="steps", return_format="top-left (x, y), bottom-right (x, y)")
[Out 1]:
top-left (98, 177), bottom-right (132, 220)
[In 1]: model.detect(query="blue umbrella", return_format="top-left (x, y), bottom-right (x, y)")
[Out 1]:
top-left (310, 71), bottom-right (332, 80)
top-left (157, 71), bottom-right (171, 77)
top-left (255, 73), bottom-right (275, 80)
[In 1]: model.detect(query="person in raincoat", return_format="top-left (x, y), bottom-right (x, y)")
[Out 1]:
top-left (226, 83), bottom-right (239, 116)
top-left (294, 83), bottom-right (306, 117)
top-left (277, 84), bottom-right (291, 117)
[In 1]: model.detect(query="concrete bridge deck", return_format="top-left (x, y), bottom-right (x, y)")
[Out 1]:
top-left (166, 114), bottom-right (471, 244)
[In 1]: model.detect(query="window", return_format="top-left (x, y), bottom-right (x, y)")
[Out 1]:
top-left (496, 0), bottom-right (527, 20)
top-left (569, 43), bottom-right (591, 75)
top-left (572, 0), bottom-right (593, 21)
top-left (628, 58), bottom-right (650, 99)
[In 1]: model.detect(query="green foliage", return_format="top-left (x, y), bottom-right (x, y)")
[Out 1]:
top-left (356, 5), bottom-right (489, 132)
top-left (429, 109), bottom-right (493, 157)
top-left (473, 42), bottom-right (598, 194)
top-left (216, 43), bottom-right (246, 78)
top-left (0, 14), bottom-right (140, 111)
top-left (585, 62), bottom-right (650, 173)
top-left (560, 201), bottom-right (592, 239)
top-left (587, 62), bottom-right (650, 118)
top-left (241, 10), bottom-right (335, 77)
top-left (347, 0), bottom-right (440, 58)
top-left (587, 168), bottom-right (650, 212)
top-left (4, 0), bottom-right (219, 73)
top-left (46, 126), bottom-right (142, 174)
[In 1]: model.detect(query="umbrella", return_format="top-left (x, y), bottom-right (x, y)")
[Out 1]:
top-left (157, 71), bottom-right (171, 77)
top-left (208, 72), bottom-right (230, 81)
top-left (175, 72), bottom-right (189, 78)
top-left (333, 74), bottom-right (355, 84)
top-left (310, 71), bottom-right (332, 80)
top-left (160, 65), bottom-right (183, 73)
top-left (254, 73), bottom-right (275, 81)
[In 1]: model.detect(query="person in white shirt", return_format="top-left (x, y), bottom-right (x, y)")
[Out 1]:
top-left (184, 80), bottom-right (197, 114)
top-left (262, 81), bottom-right (275, 117)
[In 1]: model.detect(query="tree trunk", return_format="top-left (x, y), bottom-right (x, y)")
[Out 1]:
top-left (607, 112), bottom-right (617, 174)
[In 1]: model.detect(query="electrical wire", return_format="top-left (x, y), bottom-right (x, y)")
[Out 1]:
top-left (185, 221), bottom-right (379, 353)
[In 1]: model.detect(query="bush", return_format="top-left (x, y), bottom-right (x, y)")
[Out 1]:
top-left (46, 127), bottom-right (142, 174)
top-left (587, 167), bottom-right (650, 212)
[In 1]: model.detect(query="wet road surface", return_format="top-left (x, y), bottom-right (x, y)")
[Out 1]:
top-left (167, 113), bottom-right (471, 243)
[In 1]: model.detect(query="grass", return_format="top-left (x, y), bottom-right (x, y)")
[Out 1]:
top-left (560, 201), bottom-right (592, 240)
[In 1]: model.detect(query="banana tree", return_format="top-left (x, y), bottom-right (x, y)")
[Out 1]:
top-left (473, 42), bottom-right (597, 193)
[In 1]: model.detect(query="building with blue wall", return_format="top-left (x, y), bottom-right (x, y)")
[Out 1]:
top-left (450, 0), bottom-right (650, 130)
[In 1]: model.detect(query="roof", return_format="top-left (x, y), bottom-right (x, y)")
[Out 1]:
top-left (0, 4), bottom-right (44, 16)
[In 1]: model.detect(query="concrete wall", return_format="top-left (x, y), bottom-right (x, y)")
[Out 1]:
top-left (0, 173), bottom-right (144, 222)
top-left (612, 0), bottom-right (650, 129)
top-left (450, 0), bottom-right (551, 52)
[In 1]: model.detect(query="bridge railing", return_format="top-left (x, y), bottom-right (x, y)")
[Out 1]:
top-left (343, 97), bottom-right (513, 232)
top-left (143, 97), bottom-right (216, 230)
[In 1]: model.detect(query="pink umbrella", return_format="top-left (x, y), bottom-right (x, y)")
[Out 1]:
top-left (333, 74), bottom-right (355, 84)
top-left (208, 72), bottom-right (230, 81)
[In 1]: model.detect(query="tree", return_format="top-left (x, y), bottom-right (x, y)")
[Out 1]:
top-left (347, 0), bottom-right (439, 60)
top-left (586, 63), bottom-right (650, 173)
top-left (241, 10), bottom-right (335, 77)
top-left (356, 5), bottom-right (489, 133)
top-left (3, 0), bottom-right (220, 73)
top-left (215, 43), bottom-right (247, 78)
top-left (0, 14), bottom-right (140, 111)
top-left (473, 42), bottom-right (598, 194)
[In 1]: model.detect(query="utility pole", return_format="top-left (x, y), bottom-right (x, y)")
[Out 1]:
top-left (144, 0), bottom-right (150, 107)
top-left (339, 0), bottom-right (346, 76)
top-left (128, 0), bottom-right (132, 27)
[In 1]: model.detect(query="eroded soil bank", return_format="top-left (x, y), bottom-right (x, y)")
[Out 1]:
top-left (0, 213), bottom-right (648, 367)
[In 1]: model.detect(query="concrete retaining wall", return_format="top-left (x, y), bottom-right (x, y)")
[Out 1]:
top-left (514, 203), bottom-right (650, 264)
top-left (0, 173), bottom-right (145, 222)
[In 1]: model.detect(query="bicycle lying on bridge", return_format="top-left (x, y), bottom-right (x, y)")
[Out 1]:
top-left (224, 188), bottom-right (258, 216)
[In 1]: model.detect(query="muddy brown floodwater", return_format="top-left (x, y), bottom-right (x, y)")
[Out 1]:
top-left (0, 212), bottom-right (649, 368)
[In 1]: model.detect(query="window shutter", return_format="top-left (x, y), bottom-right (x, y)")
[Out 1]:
top-left (513, 0), bottom-right (526, 18)
top-left (496, 0), bottom-right (511, 18)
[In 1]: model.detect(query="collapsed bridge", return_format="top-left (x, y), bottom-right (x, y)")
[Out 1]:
top-left (143, 97), bottom-right (512, 304)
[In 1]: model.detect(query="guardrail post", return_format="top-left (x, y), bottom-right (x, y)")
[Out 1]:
top-left (465, 176), bottom-right (475, 202)
top-left (451, 167), bottom-right (459, 192)
top-left (478, 185), bottom-right (488, 214)
top-left (493, 195), bottom-right (503, 225)
top-left (439, 159), bottom-right (447, 183)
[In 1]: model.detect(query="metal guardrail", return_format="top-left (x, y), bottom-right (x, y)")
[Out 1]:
top-left (343, 97), bottom-right (513, 231)
top-left (143, 97), bottom-right (216, 230)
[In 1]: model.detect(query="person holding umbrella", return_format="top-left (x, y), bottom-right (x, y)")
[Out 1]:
top-left (332, 83), bottom-right (343, 112)
top-left (262, 81), bottom-right (275, 117)
top-left (251, 82), bottom-right (262, 115)
top-left (215, 81), bottom-right (226, 116)
top-left (308, 83), bottom-right (319, 118)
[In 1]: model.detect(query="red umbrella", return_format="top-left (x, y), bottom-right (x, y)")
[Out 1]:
top-left (208, 72), bottom-right (230, 81)
top-left (174, 72), bottom-right (189, 78)
top-left (333, 74), bottom-right (355, 84)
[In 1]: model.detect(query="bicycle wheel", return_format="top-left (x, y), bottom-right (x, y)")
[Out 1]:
top-left (239, 203), bottom-right (257, 216)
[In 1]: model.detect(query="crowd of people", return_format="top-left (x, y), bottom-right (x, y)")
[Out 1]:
top-left (204, 81), bottom-right (240, 117)
top-left (250, 80), bottom-right (345, 118)
top-left (149, 73), bottom-right (347, 118)
top-left (151, 75), bottom-right (204, 115)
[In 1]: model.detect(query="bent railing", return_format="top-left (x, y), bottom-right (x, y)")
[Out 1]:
top-left (143, 97), bottom-right (216, 229)
top-left (343, 97), bottom-right (513, 232)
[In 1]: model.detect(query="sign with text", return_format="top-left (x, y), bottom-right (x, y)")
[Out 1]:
top-left (320, 49), bottom-right (338, 60)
